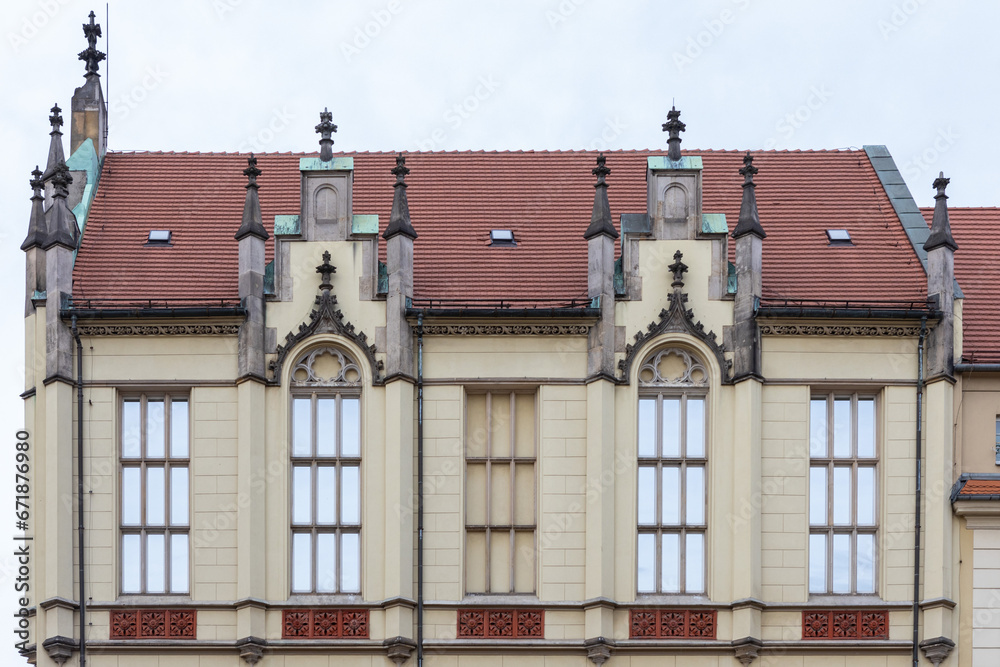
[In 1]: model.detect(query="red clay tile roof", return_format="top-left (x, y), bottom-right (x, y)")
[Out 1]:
top-left (921, 207), bottom-right (1000, 362)
top-left (956, 479), bottom-right (1000, 497)
top-left (73, 150), bottom-right (927, 303)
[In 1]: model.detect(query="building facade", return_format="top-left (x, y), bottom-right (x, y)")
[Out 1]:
top-left (19, 13), bottom-right (1000, 667)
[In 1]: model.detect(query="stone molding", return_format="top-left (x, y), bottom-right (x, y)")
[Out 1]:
top-left (759, 324), bottom-right (922, 337)
top-left (76, 324), bottom-right (240, 336)
top-left (421, 324), bottom-right (590, 336)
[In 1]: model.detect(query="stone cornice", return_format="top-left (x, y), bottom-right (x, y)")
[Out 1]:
top-left (76, 323), bottom-right (241, 336)
top-left (759, 323), bottom-right (923, 337)
top-left (419, 324), bottom-right (591, 336)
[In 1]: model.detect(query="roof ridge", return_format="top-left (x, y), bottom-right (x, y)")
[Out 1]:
top-left (105, 147), bottom-right (867, 157)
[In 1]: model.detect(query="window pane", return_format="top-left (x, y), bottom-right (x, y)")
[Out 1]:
top-left (809, 399), bottom-right (827, 457)
top-left (170, 534), bottom-right (189, 593)
top-left (857, 466), bottom-right (876, 526)
top-left (637, 533), bottom-right (655, 592)
top-left (147, 534), bottom-right (165, 594)
top-left (686, 466), bottom-right (705, 525)
top-left (662, 399), bottom-right (681, 457)
top-left (466, 531), bottom-right (487, 593)
top-left (123, 400), bottom-right (141, 458)
top-left (662, 466), bottom-right (681, 525)
top-left (316, 398), bottom-right (336, 457)
top-left (833, 466), bottom-right (851, 525)
top-left (341, 466), bottom-right (360, 525)
top-left (637, 467), bottom-right (656, 525)
top-left (513, 530), bottom-right (535, 593)
top-left (170, 399), bottom-right (189, 458)
top-left (857, 534), bottom-right (875, 593)
top-left (292, 398), bottom-right (311, 457)
top-left (292, 466), bottom-right (312, 524)
top-left (147, 399), bottom-right (165, 458)
top-left (147, 467), bottom-right (165, 526)
top-left (809, 466), bottom-right (827, 526)
top-left (316, 466), bottom-right (336, 525)
top-left (291, 533), bottom-right (312, 592)
top-left (832, 534), bottom-right (851, 593)
top-left (857, 399), bottom-right (875, 458)
top-left (122, 534), bottom-right (141, 593)
top-left (809, 533), bottom-right (827, 593)
top-left (687, 398), bottom-right (705, 457)
top-left (316, 533), bottom-right (337, 593)
top-left (342, 398), bottom-right (361, 457)
top-left (122, 467), bottom-right (141, 525)
top-left (686, 533), bottom-right (705, 593)
top-left (637, 399), bottom-right (656, 457)
top-left (833, 399), bottom-right (851, 457)
top-left (661, 533), bottom-right (680, 593)
top-left (170, 467), bottom-right (189, 527)
top-left (341, 532), bottom-right (360, 593)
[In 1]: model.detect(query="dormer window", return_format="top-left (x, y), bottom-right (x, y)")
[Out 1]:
top-left (489, 229), bottom-right (516, 246)
top-left (146, 230), bottom-right (172, 246)
top-left (826, 229), bottom-right (852, 245)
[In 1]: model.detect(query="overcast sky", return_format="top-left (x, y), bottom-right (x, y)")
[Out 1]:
top-left (0, 0), bottom-right (995, 662)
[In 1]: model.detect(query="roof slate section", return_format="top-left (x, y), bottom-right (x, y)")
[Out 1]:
top-left (72, 150), bottom-right (927, 303)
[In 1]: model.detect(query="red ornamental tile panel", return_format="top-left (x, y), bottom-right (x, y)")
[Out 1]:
top-left (281, 609), bottom-right (370, 639)
top-left (457, 609), bottom-right (544, 638)
top-left (109, 609), bottom-right (197, 639)
top-left (801, 610), bottom-right (887, 640)
top-left (629, 609), bottom-right (717, 639)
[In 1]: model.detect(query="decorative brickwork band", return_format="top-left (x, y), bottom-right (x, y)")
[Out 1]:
top-left (629, 609), bottom-right (716, 639)
top-left (457, 609), bottom-right (544, 639)
top-left (801, 610), bottom-right (888, 640)
top-left (109, 609), bottom-right (196, 639)
top-left (281, 609), bottom-right (369, 639)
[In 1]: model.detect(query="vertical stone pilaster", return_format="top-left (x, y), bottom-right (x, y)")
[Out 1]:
top-left (584, 380), bottom-right (615, 640)
top-left (730, 379), bottom-right (762, 640)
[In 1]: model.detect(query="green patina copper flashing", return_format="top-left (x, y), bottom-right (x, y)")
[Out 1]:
top-left (727, 261), bottom-right (737, 295)
top-left (66, 138), bottom-right (101, 262)
top-left (32, 290), bottom-right (46, 301)
top-left (352, 214), bottom-right (380, 235)
top-left (613, 256), bottom-right (625, 296)
top-left (274, 215), bottom-right (301, 235)
top-left (701, 213), bottom-right (727, 234)
top-left (299, 157), bottom-right (354, 171)
top-left (264, 260), bottom-right (275, 296)
top-left (377, 260), bottom-right (388, 295)
top-left (647, 155), bottom-right (703, 171)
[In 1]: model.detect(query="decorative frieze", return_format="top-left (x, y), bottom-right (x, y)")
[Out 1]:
top-left (760, 324), bottom-right (921, 337)
top-left (109, 609), bottom-right (196, 639)
top-left (801, 609), bottom-right (888, 640)
top-left (281, 609), bottom-right (369, 639)
top-left (629, 608), bottom-right (716, 639)
top-left (421, 325), bottom-right (590, 336)
top-left (456, 609), bottom-right (544, 639)
top-left (77, 324), bottom-right (240, 336)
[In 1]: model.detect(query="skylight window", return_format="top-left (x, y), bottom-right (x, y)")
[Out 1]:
top-left (826, 229), bottom-right (852, 245)
top-left (490, 229), bottom-right (516, 246)
top-left (146, 230), bottom-right (172, 245)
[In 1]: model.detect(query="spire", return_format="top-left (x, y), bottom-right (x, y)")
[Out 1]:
top-left (43, 104), bottom-right (66, 180)
top-left (731, 152), bottom-right (766, 239)
top-left (315, 108), bottom-right (337, 162)
top-left (21, 167), bottom-right (47, 251)
top-left (42, 161), bottom-right (79, 249)
top-left (234, 154), bottom-right (269, 241)
top-left (383, 154), bottom-right (417, 240)
top-left (662, 106), bottom-right (686, 162)
top-left (924, 172), bottom-right (958, 252)
top-left (583, 154), bottom-right (618, 240)
top-left (78, 10), bottom-right (105, 76)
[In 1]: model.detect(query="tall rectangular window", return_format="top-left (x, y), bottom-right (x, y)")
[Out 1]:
top-left (121, 394), bottom-right (189, 594)
top-left (636, 392), bottom-right (707, 594)
top-left (809, 394), bottom-right (877, 594)
top-left (290, 392), bottom-right (361, 594)
top-left (465, 391), bottom-right (536, 594)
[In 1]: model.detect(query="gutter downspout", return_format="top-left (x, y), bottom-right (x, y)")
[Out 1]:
top-left (913, 316), bottom-right (926, 667)
top-left (416, 313), bottom-right (424, 667)
top-left (72, 314), bottom-right (86, 667)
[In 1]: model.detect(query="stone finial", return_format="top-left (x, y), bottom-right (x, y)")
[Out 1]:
top-left (234, 154), bottom-right (269, 241)
top-left (583, 154), bottom-right (619, 240)
top-left (383, 154), bottom-right (418, 240)
top-left (662, 105), bottom-right (686, 161)
top-left (731, 152), bottom-right (766, 239)
top-left (315, 107), bottom-right (337, 162)
top-left (668, 249), bottom-right (688, 288)
top-left (924, 171), bottom-right (958, 252)
top-left (317, 250), bottom-right (337, 291)
top-left (21, 167), bottom-right (47, 251)
top-left (78, 10), bottom-right (105, 76)
top-left (43, 161), bottom-right (79, 249)
top-left (43, 104), bottom-right (66, 179)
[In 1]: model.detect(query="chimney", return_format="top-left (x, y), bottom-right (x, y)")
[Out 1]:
top-left (71, 11), bottom-right (107, 159)
top-left (235, 155), bottom-right (269, 381)
top-left (22, 167), bottom-right (47, 315)
top-left (731, 152), bottom-right (765, 381)
top-left (42, 161), bottom-right (79, 383)
top-left (382, 155), bottom-right (417, 379)
top-left (583, 154), bottom-right (618, 380)
top-left (649, 106), bottom-right (703, 240)
top-left (924, 172), bottom-right (957, 379)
